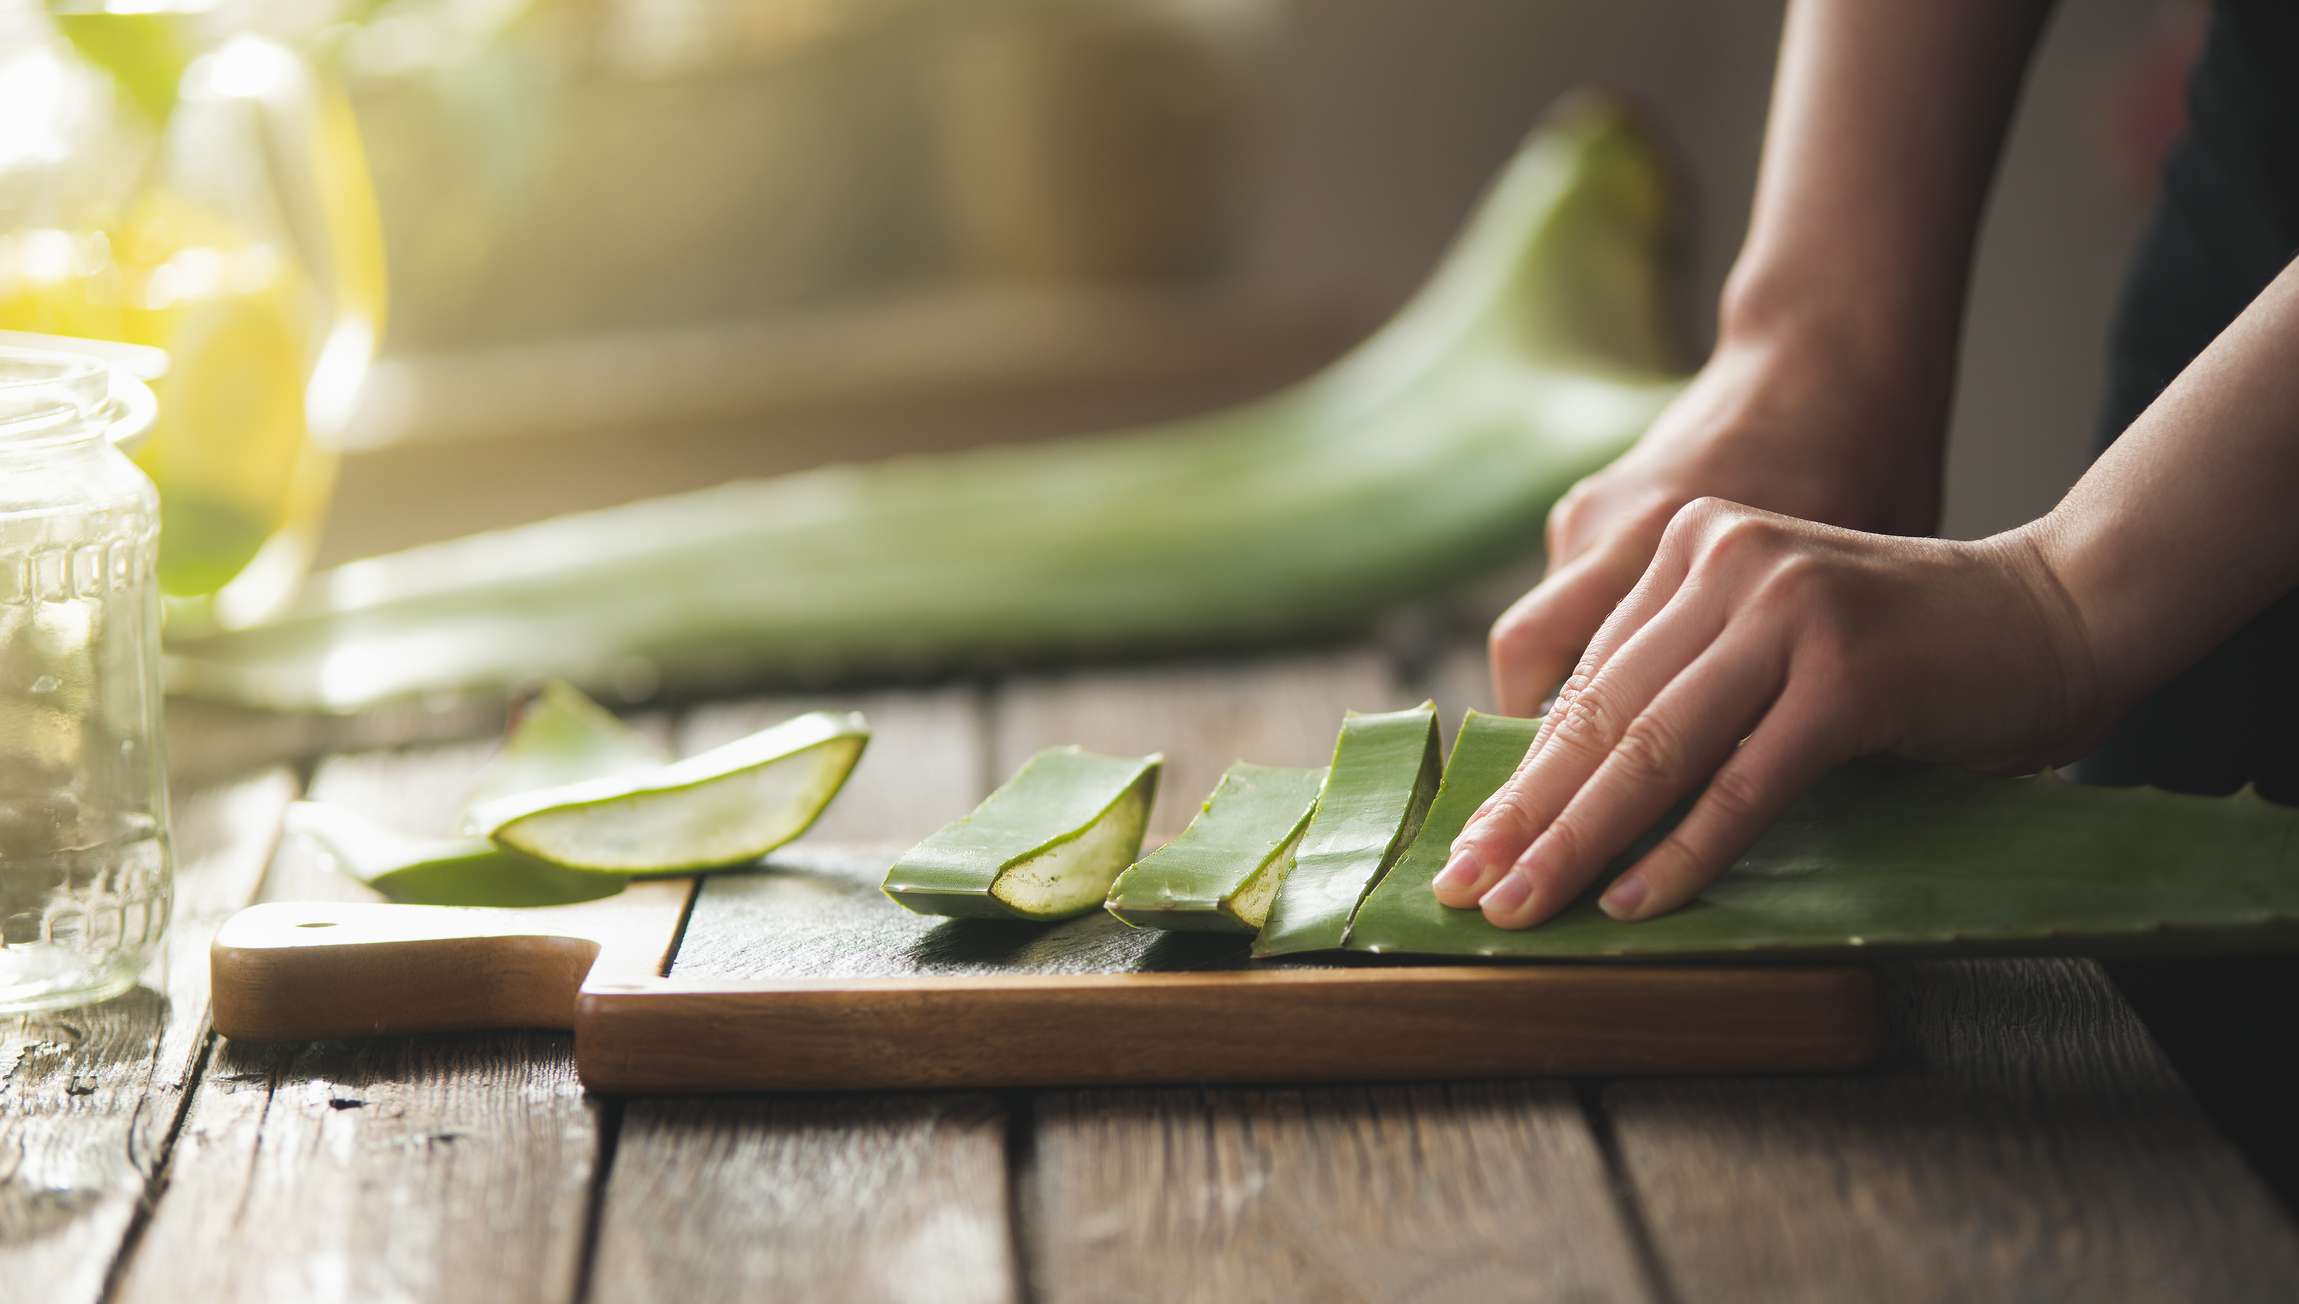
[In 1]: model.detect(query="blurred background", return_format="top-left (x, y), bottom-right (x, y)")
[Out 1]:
top-left (2, 0), bottom-right (2193, 622)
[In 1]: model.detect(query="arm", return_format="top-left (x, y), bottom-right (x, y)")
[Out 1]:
top-left (1438, 255), bottom-right (2299, 928)
top-left (1489, 0), bottom-right (2058, 712)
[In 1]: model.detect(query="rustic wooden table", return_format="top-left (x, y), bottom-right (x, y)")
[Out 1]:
top-left (8, 635), bottom-right (2299, 1303)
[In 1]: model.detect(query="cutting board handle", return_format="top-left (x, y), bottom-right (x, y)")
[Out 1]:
top-left (212, 901), bottom-right (605, 1040)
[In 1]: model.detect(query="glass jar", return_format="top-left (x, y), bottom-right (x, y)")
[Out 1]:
top-left (0, 1), bottom-right (387, 630)
top-left (0, 337), bottom-right (171, 1014)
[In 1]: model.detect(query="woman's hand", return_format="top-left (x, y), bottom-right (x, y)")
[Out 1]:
top-left (1491, 333), bottom-right (1945, 715)
top-left (1437, 500), bottom-right (2105, 929)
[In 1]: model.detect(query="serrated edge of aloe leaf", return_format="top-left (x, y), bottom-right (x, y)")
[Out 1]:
top-left (883, 747), bottom-right (1163, 922)
top-left (473, 710), bottom-right (871, 873)
top-left (1105, 762), bottom-right (1324, 934)
top-left (1252, 701), bottom-right (1443, 958)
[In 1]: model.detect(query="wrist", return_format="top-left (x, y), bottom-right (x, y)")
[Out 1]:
top-left (1715, 257), bottom-right (1957, 418)
top-left (1991, 517), bottom-right (2119, 745)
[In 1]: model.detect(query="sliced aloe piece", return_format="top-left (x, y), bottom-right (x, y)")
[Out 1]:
top-left (885, 747), bottom-right (1161, 921)
top-left (470, 709), bottom-right (870, 873)
top-left (1254, 701), bottom-right (1442, 957)
top-left (288, 802), bottom-right (622, 907)
top-left (1347, 711), bottom-right (2299, 961)
top-left (463, 679), bottom-right (670, 812)
top-left (1106, 762), bottom-right (1327, 934)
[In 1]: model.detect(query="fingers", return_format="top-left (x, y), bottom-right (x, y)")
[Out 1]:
top-left (1488, 532), bottom-right (1655, 717)
top-left (1434, 581), bottom-right (1722, 909)
top-left (1474, 627), bottom-right (1787, 928)
top-left (1597, 685), bottom-right (1847, 921)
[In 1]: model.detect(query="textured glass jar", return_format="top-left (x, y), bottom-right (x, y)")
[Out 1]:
top-left (0, 339), bottom-right (171, 1013)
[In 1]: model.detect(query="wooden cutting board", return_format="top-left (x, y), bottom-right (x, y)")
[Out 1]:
top-left (211, 846), bottom-right (1882, 1093)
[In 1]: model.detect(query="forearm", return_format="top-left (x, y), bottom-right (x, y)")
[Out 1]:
top-left (2030, 256), bottom-right (2299, 716)
top-left (1722, 0), bottom-right (2056, 389)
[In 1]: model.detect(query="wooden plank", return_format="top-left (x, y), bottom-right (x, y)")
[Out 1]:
top-left (994, 652), bottom-right (1654, 1303)
top-left (113, 736), bottom-right (609, 1304)
top-left (1607, 961), bottom-right (2299, 1300)
top-left (1030, 1083), bottom-right (1647, 1303)
top-left (591, 686), bottom-right (1022, 1304)
top-left (0, 771), bottom-right (295, 1304)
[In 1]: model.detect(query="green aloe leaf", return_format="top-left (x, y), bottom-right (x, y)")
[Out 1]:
top-left (464, 679), bottom-right (671, 810)
top-left (470, 709), bottom-right (870, 873)
top-left (167, 95), bottom-right (1685, 712)
top-left (287, 802), bottom-right (621, 907)
top-left (885, 747), bottom-right (1161, 922)
top-left (1255, 701), bottom-right (1442, 957)
top-left (1347, 711), bottom-right (2299, 961)
top-left (1107, 762), bottom-right (1326, 934)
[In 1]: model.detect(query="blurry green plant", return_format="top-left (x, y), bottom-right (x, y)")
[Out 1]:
top-left (168, 96), bottom-right (1685, 711)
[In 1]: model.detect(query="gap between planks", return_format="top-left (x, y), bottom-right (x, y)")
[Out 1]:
top-left (0, 767), bottom-right (299, 1304)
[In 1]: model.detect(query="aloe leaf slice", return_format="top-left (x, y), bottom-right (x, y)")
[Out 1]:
top-left (1254, 701), bottom-right (1442, 957)
top-left (1106, 762), bottom-right (1327, 934)
top-left (166, 96), bottom-right (1685, 713)
top-left (288, 802), bottom-right (622, 907)
top-left (885, 747), bottom-right (1161, 922)
top-left (470, 709), bottom-right (870, 874)
top-left (1347, 711), bottom-right (2299, 961)
top-left (463, 679), bottom-right (671, 811)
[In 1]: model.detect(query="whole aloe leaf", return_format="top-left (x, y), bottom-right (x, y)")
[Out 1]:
top-left (1346, 712), bottom-right (2299, 961)
top-left (166, 95), bottom-right (1685, 712)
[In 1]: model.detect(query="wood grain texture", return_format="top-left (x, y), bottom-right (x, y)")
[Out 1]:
top-left (594, 688), bottom-right (1024, 1304)
top-left (995, 653), bottom-right (1656, 1304)
top-left (578, 963), bottom-right (1879, 1093)
top-left (596, 1093), bottom-right (1016, 1304)
top-left (0, 771), bottom-right (294, 1304)
top-left (1606, 959), bottom-right (2299, 1303)
top-left (1030, 1083), bottom-right (1651, 1304)
top-left (115, 739), bottom-right (610, 1304)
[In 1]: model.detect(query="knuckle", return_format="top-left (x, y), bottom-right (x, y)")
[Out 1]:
top-left (1549, 684), bottom-right (1624, 758)
top-left (1534, 816), bottom-right (1592, 876)
top-left (1611, 713), bottom-right (1689, 785)
top-left (1702, 763), bottom-right (1768, 825)
top-left (1546, 485), bottom-right (1591, 550)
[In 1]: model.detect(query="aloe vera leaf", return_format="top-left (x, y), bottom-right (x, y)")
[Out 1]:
top-left (1253, 701), bottom-right (1443, 957)
top-left (288, 801), bottom-right (621, 907)
top-left (1346, 711), bottom-right (2299, 961)
top-left (1106, 762), bottom-right (1327, 934)
top-left (471, 709), bottom-right (870, 873)
top-left (462, 679), bottom-right (671, 811)
top-left (296, 680), bottom-right (666, 903)
top-left (885, 747), bottom-right (1162, 922)
top-left (166, 96), bottom-right (1685, 713)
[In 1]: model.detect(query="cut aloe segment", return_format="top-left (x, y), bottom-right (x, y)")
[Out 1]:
top-left (1106, 762), bottom-right (1327, 934)
top-left (1254, 701), bottom-right (1442, 957)
top-left (289, 802), bottom-right (622, 907)
top-left (885, 747), bottom-right (1161, 921)
top-left (463, 679), bottom-right (670, 813)
top-left (1347, 710), bottom-right (2299, 961)
top-left (470, 710), bottom-right (870, 873)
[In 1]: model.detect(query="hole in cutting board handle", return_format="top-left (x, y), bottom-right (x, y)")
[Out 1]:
top-left (296, 921), bottom-right (337, 929)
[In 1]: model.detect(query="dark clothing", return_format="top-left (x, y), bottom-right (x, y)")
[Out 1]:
top-left (2081, 0), bottom-right (2299, 1217)
top-left (2081, 0), bottom-right (2299, 798)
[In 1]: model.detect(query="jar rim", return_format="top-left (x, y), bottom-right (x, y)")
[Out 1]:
top-left (0, 334), bottom-right (165, 452)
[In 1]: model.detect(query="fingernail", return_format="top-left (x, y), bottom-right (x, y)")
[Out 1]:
top-left (1599, 874), bottom-right (1647, 920)
top-left (1432, 851), bottom-right (1483, 892)
top-left (1480, 871), bottom-right (1532, 915)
